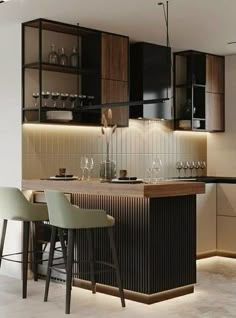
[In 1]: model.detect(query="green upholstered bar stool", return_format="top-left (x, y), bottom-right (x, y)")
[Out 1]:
top-left (44, 189), bottom-right (125, 314)
top-left (0, 187), bottom-right (48, 298)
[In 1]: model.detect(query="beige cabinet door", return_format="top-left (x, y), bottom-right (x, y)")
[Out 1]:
top-left (197, 183), bottom-right (216, 256)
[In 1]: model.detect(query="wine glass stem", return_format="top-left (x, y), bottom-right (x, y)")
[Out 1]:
top-left (81, 169), bottom-right (84, 181)
top-left (88, 169), bottom-right (90, 180)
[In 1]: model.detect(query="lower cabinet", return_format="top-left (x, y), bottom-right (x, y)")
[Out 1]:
top-left (197, 183), bottom-right (217, 256)
top-left (217, 184), bottom-right (236, 254)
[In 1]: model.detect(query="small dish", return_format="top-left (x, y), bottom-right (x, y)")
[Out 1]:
top-left (111, 179), bottom-right (143, 184)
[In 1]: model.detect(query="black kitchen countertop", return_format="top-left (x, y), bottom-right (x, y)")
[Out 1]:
top-left (173, 176), bottom-right (236, 184)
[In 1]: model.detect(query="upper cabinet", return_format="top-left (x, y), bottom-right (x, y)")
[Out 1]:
top-left (22, 19), bottom-right (129, 127)
top-left (101, 33), bottom-right (129, 127)
top-left (129, 42), bottom-right (172, 120)
top-left (174, 50), bottom-right (225, 132)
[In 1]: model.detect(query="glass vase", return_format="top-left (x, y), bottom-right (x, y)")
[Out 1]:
top-left (100, 160), bottom-right (116, 182)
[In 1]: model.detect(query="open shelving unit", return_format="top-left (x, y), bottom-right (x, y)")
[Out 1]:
top-left (174, 50), bottom-right (225, 132)
top-left (22, 18), bottom-right (102, 125)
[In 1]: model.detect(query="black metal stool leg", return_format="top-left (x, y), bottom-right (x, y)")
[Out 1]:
top-left (0, 220), bottom-right (7, 269)
top-left (44, 226), bottom-right (57, 302)
top-left (58, 228), bottom-right (67, 264)
top-left (107, 227), bottom-right (125, 308)
top-left (66, 229), bottom-right (74, 315)
top-left (86, 229), bottom-right (96, 294)
top-left (22, 221), bottom-right (30, 299)
top-left (32, 221), bottom-right (38, 281)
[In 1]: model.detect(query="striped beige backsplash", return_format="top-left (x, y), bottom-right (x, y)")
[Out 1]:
top-left (22, 120), bottom-right (207, 179)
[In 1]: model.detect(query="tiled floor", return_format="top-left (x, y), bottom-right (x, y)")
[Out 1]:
top-left (1, 257), bottom-right (236, 317)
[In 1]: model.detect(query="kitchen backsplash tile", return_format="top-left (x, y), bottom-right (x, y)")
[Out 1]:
top-left (22, 120), bottom-right (207, 179)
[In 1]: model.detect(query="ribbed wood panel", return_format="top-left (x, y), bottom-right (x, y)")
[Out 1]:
top-left (150, 195), bottom-right (196, 293)
top-left (72, 193), bottom-right (196, 294)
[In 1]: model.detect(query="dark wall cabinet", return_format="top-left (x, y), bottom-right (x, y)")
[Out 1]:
top-left (174, 50), bottom-right (224, 132)
top-left (130, 42), bottom-right (171, 120)
top-left (22, 19), bottom-right (129, 127)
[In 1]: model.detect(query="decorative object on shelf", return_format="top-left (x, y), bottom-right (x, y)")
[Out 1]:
top-left (59, 47), bottom-right (68, 66)
top-left (100, 109), bottom-right (117, 182)
top-left (176, 161), bottom-right (183, 178)
top-left (48, 44), bottom-right (59, 64)
top-left (46, 110), bottom-right (73, 122)
top-left (87, 95), bottom-right (95, 106)
top-left (32, 92), bottom-right (39, 108)
top-left (87, 157), bottom-right (94, 180)
top-left (70, 46), bottom-right (79, 67)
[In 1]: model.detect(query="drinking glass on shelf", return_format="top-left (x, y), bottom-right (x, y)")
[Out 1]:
top-left (60, 93), bottom-right (69, 108)
top-left (187, 160), bottom-right (194, 177)
top-left (151, 158), bottom-right (162, 183)
top-left (32, 92), bottom-right (39, 108)
top-left (42, 91), bottom-right (50, 107)
top-left (176, 161), bottom-right (183, 178)
top-left (59, 48), bottom-right (68, 66)
top-left (51, 92), bottom-right (60, 108)
top-left (200, 161), bottom-right (206, 176)
top-left (87, 157), bottom-right (94, 180)
top-left (69, 94), bottom-right (78, 108)
top-left (80, 156), bottom-right (88, 181)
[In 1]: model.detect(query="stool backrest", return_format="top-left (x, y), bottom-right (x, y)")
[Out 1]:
top-left (0, 187), bottom-right (32, 221)
top-left (45, 189), bottom-right (110, 229)
top-left (45, 189), bottom-right (74, 228)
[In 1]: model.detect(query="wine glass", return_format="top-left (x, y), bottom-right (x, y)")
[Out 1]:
top-left (187, 161), bottom-right (194, 177)
top-left (51, 92), bottom-right (60, 108)
top-left (87, 157), bottom-right (94, 180)
top-left (176, 161), bottom-right (183, 178)
top-left (42, 91), bottom-right (50, 107)
top-left (80, 156), bottom-right (88, 181)
top-left (182, 161), bottom-right (188, 177)
top-left (32, 92), bottom-right (39, 108)
top-left (193, 161), bottom-right (201, 177)
top-left (200, 161), bottom-right (206, 176)
top-left (69, 94), bottom-right (78, 109)
top-left (60, 93), bottom-right (69, 108)
top-left (151, 158), bottom-right (162, 183)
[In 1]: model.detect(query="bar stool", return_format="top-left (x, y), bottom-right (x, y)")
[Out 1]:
top-left (44, 189), bottom-right (125, 314)
top-left (0, 187), bottom-right (48, 298)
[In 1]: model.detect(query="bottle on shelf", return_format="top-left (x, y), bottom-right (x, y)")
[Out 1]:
top-left (59, 48), bottom-right (68, 66)
top-left (48, 44), bottom-right (59, 64)
top-left (70, 47), bottom-right (79, 68)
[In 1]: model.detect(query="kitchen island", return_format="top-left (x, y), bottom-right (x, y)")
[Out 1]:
top-left (22, 179), bottom-right (205, 304)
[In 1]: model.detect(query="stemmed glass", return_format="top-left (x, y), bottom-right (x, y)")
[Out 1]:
top-left (182, 161), bottom-right (188, 177)
top-left (51, 92), bottom-right (60, 108)
top-left (176, 161), bottom-right (183, 178)
top-left (42, 91), bottom-right (50, 107)
top-left (87, 157), bottom-right (94, 180)
top-left (193, 161), bottom-right (201, 177)
top-left (80, 156), bottom-right (88, 181)
top-left (200, 161), bottom-right (206, 176)
top-left (60, 93), bottom-right (69, 108)
top-left (69, 94), bottom-right (78, 109)
top-left (151, 158), bottom-right (162, 183)
top-left (32, 92), bottom-right (39, 108)
top-left (187, 161), bottom-right (194, 177)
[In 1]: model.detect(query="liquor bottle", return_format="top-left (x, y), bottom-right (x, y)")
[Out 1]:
top-left (48, 44), bottom-right (58, 64)
top-left (70, 47), bottom-right (79, 67)
top-left (59, 48), bottom-right (68, 66)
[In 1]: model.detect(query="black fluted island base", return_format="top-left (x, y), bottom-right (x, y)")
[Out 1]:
top-left (72, 194), bottom-right (196, 303)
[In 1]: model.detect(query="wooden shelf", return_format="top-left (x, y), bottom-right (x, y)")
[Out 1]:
top-left (23, 62), bottom-right (98, 76)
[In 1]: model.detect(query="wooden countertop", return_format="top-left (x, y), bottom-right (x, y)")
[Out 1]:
top-left (22, 179), bottom-right (205, 198)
